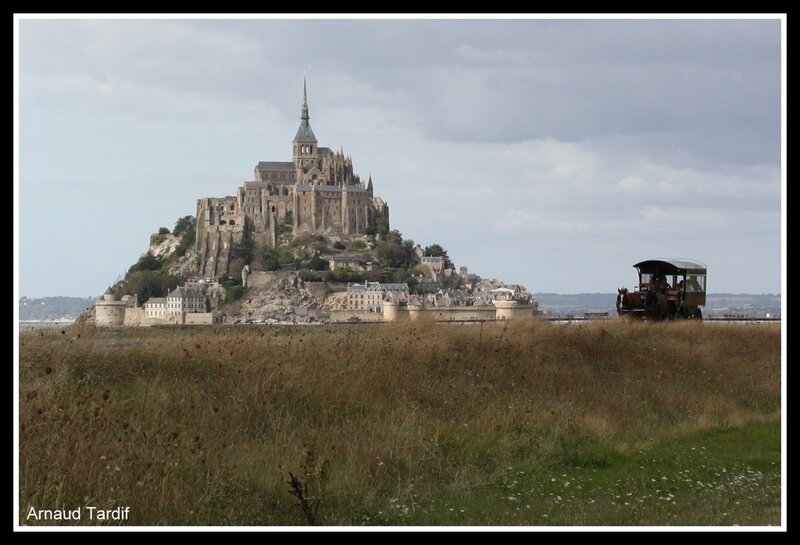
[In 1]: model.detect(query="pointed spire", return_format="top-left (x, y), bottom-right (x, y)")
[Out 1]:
top-left (293, 73), bottom-right (317, 144)
top-left (301, 72), bottom-right (309, 121)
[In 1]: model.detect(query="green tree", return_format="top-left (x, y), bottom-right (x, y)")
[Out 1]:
top-left (128, 252), bottom-right (162, 274)
top-left (375, 216), bottom-right (389, 237)
top-left (328, 268), bottom-right (364, 282)
top-left (225, 285), bottom-right (246, 303)
top-left (391, 268), bottom-right (414, 284)
top-left (260, 245), bottom-right (296, 271)
top-left (158, 227), bottom-right (170, 235)
top-left (119, 270), bottom-right (182, 302)
top-left (402, 239), bottom-right (416, 267)
top-left (386, 229), bottom-right (403, 245)
top-left (375, 240), bottom-right (406, 268)
top-left (306, 254), bottom-right (329, 271)
top-left (333, 241), bottom-right (347, 250)
top-left (173, 215), bottom-right (196, 237)
top-left (352, 240), bottom-right (367, 251)
top-left (173, 227), bottom-right (195, 258)
top-left (261, 246), bottom-right (282, 271)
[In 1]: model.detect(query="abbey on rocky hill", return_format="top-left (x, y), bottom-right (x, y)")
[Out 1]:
top-left (196, 78), bottom-right (390, 278)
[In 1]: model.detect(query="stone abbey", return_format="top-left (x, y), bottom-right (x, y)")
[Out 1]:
top-left (196, 79), bottom-right (390, 278)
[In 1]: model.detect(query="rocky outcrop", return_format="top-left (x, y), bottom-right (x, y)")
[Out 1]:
top-left (149, 234), bottom-right (182, 258)
top-left (231, 272), bottom-right (346, 320)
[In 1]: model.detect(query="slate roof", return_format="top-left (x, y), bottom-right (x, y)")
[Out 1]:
top-left (293, 119), bottom-right (317, 143)
top-left (167, 286), bottom-right (205, 299)
top-left (256, 161), bottom-right (295, 171)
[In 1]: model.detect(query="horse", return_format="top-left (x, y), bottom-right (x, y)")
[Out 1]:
top-left (644, 288), bottom-right (673, 320)
top-left (616, 288), bottom-right (645, 317)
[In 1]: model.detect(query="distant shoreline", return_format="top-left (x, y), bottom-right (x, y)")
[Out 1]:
top-left (18, 319), bottom-right (76, 332)
top-left (19, 319), bottom-right (77, 323)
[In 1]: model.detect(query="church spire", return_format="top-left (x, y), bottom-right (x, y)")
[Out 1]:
top-left (301, 73), bottom-right (309, 121)
top-left (293, 74), bottom-right (317, 144)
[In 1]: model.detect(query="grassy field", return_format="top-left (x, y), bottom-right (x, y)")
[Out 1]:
top-left (18, 320), bottom-right (781, 526)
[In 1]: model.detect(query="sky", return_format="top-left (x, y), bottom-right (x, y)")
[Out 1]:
top-left (16, 16), bottom-right (784, 297)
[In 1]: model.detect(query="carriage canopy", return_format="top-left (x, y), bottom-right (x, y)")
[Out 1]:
top-left (633, 259), bottom-right (707, 276)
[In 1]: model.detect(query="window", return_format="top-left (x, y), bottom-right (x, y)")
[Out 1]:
top-left (686, 275), bottom-right (706, 292)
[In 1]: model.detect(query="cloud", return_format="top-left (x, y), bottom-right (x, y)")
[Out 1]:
top-left (17, 18), bottom-right (782, 296)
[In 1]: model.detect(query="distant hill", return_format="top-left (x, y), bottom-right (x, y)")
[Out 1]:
top-left (19, 297), bottom-right (95, 321)
top-left (535, 293), bottom-right (781, 318)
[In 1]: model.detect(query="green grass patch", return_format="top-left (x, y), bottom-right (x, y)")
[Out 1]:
top-left (347, 420), bottom-right (780, 526)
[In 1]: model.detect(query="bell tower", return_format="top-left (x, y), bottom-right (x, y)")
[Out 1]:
top-left (292, 75), bottom-right (318, 171)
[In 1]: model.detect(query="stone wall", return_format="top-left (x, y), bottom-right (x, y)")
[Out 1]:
top-left (494, 301), bottom-right (538, 320)
top-left (407, 306), bottom-right (496, 322)
top-left (329, 309), bottom-right (385, 323)
top-left (329, 302), bottom-right (543, 323)
top-left (184, 312), bottom-right (224, 325)
top-left (123, 307), bottom-right (145, 327)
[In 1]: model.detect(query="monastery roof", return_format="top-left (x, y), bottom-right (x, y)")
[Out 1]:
top-left (255, 161), bottom-right (295, 171)
top-left (295, 184), bottom-right (368, 193)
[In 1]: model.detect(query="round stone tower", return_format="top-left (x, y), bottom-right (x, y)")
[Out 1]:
top-left (495, 300), bottom-right (536, 320)
top-left (383, 299), bottom-right (398, 322)
top-left (95, 287), bottom-right (126, 327)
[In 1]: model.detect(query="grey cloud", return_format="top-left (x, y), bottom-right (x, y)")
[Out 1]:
top-left (18, 18), bottom-right (781, 296)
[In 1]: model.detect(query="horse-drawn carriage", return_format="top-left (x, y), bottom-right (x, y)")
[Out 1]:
top-left (617, 259), bottom-right (706, 320)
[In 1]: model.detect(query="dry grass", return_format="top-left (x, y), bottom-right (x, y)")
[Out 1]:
top-left (18, 320), bottom-right (781, 526)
